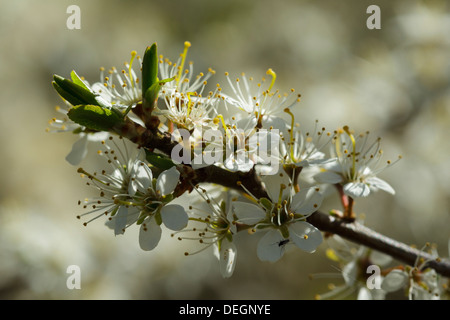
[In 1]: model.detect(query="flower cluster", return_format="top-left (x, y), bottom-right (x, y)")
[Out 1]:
top-left (48, 41), bottom-right (448, 299)
top-left (76, 136), bottom-right (188, 251)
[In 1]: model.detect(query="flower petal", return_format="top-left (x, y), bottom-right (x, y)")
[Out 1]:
top-left (129, 161), bottom-right (152, 195)
top-left (314, 170), bottom-right (343, 184)
top-left (224, 153), bottom-right (254, 172)
top-left (86, 131), bottom-right (110, 142)
top-left (357, 287), bottom-right (373, 300)
top-left (139, 217), bottom-right (162, 251)
top-left (369, 250), bottom-right (392, 266)
top-left (65, 135), bottom-right (88, 166)
top-left (343, 182), bottom-right (370, 198)
top-left (233, 202), bottom-right (266, 225)
top-left (219, 240), bottom-right (237, 278)
top-left (342, 260), bottom-right (358, 286)
top-left (113, 206), bottom-right (129, 235)
top-left (381, 270), bottom-right (408, 292)
top-left (289, 221), bottom-right (323, 253)
top-left (161, 204), bottom-right (188, 231)
top-left (262, 171), bottom-right (292, 202)
top-left (256, 229), bottom-right (286, 262)
top-left (367, 177), bottom-right (395, 195)
top-left (290, 187), bottom-right (323, 217)
top-left (261, 115), bottom-right (287, 132)
top-left (156, 166), bottom-right (180, 196)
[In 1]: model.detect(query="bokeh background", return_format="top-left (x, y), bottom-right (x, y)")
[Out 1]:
top-left (0, 0), bottom-right (449, 299)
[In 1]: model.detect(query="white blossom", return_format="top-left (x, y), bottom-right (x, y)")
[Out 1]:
top-left (233, 171), bottom-right (323, 262)
top-left (314, 126), bottom-right (400, 198)
top-left (76, 137), bottom-right (187, 251)
top-left (220, 69), bottom-right (301, 131)
top-left (90, 51), bottom-right (142, 109)
top-left (173, 186), bottom-right (237, 278)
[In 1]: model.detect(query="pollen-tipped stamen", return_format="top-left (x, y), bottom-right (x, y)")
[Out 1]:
top-left (176, 41), bottom-right (191, 87)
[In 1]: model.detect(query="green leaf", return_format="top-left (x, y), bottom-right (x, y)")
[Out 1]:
top-left (67, 105), bottom-right (122, 131)
top-left (142, 43), bottom-right (158, 96)
top-left (53, 74), bottom-right (99, 106)
top-left (145, 150), bottom-right (175, 170)
top-left (142, 77), bottom-right (174, 110)
top-left (70, 70), bottom-right (90, 91)
top-left (259, 197), bottom-right (273, 211)
top-left (143, 81), bottom-right (162, 110)
top-left (53, 81), bottom-right (85, 106)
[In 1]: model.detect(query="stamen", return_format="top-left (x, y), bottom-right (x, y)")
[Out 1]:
top-left (284, 108), bottom-right (296, 161)
top-left (128, 51), bottom-right (137, 90)
top-left (266, 68), bottom-right (276, 93)
top-left (176, 41), bottom-right (191, 87)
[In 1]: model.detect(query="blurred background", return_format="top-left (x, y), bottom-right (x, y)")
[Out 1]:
top-left (0, 0), bottom-right (449, 299)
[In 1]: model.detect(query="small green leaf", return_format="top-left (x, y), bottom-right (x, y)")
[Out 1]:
top-left (53, 81), bottom-right (85, 106)
top-left (162, 194), bottom-right (174, 203)
top-left (142, 43), bottom-right (158, 95)
top-left (53, 74), bottom-right (99, 106)
top-left (70, 70), bottom-right (90, 91)
top-left (143, 81), bottom-right (162, 110)
top-left (259, 197), bottom-right (273, 211)
top-left (154, 210), bottom-right (163, 226)
top-left (67, 105), bottom-right (122, 131)
top-left (142, 77), bottom-right (174, 110)
top-left (145, 150), bottom-right (175, 170)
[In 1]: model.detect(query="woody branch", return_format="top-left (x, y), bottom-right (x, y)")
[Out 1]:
top-left (112, 118), bottom-right (450, 278)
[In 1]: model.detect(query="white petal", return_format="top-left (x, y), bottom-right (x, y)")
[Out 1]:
top-left (367, 177), bottom-right (395, 195)
top-left (65, 135), bottom-right (88, 165)
top-left (381, 270), bottom-right (408, 292)
top-left (129, 161), bottom-right (152, 195)
top-left (219, 240), bottom-right (237, 278)
top-left (298, 157), bottom-right (335, 167)
top-left (342, 260), bottom-right (358, 286)
top-left (369, 250), bottom-right (392, 266)
top-left (86, 131), bottom-right (110, 142)
top-left (256, 229), bottom-right (286, 262)
top-left (343, 182), bottom-right (370, 198)
top-left (319, 159), bottom-right (342, 171)
top-left (156, 166), bottom-right (180, 196)
top-left (224, 154), bottom-right (254, 172)
top-left (357, 287), bottom-right (373, 300)
top-left (113, 206), bottom-right (129, 235)
top-left (314, 170), bottom-right (343, 184)
top-left (161, 204), bottom-right (188, 231)
top-left (262, 171), bottom-right (292, 202)
top-left (139, 218), bottom-right (162, 251)
top-left (233, 202), bottom-right (266, 225)
top-left (289, 221), bottom-right (323, 253)
top-left (261, 115), bottom-right (287, 132)
top-left (290, 187), bottom-right (323, 216)
top-left (236, 117), bottom-right (257, 130)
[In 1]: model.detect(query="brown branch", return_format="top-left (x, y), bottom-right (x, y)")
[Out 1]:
top-left (193, 164), bottom-right (450, 277)
top-left (306, 211), bottom-right (450, 278)
top-left (113, 121), bottom-right (450, 278)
